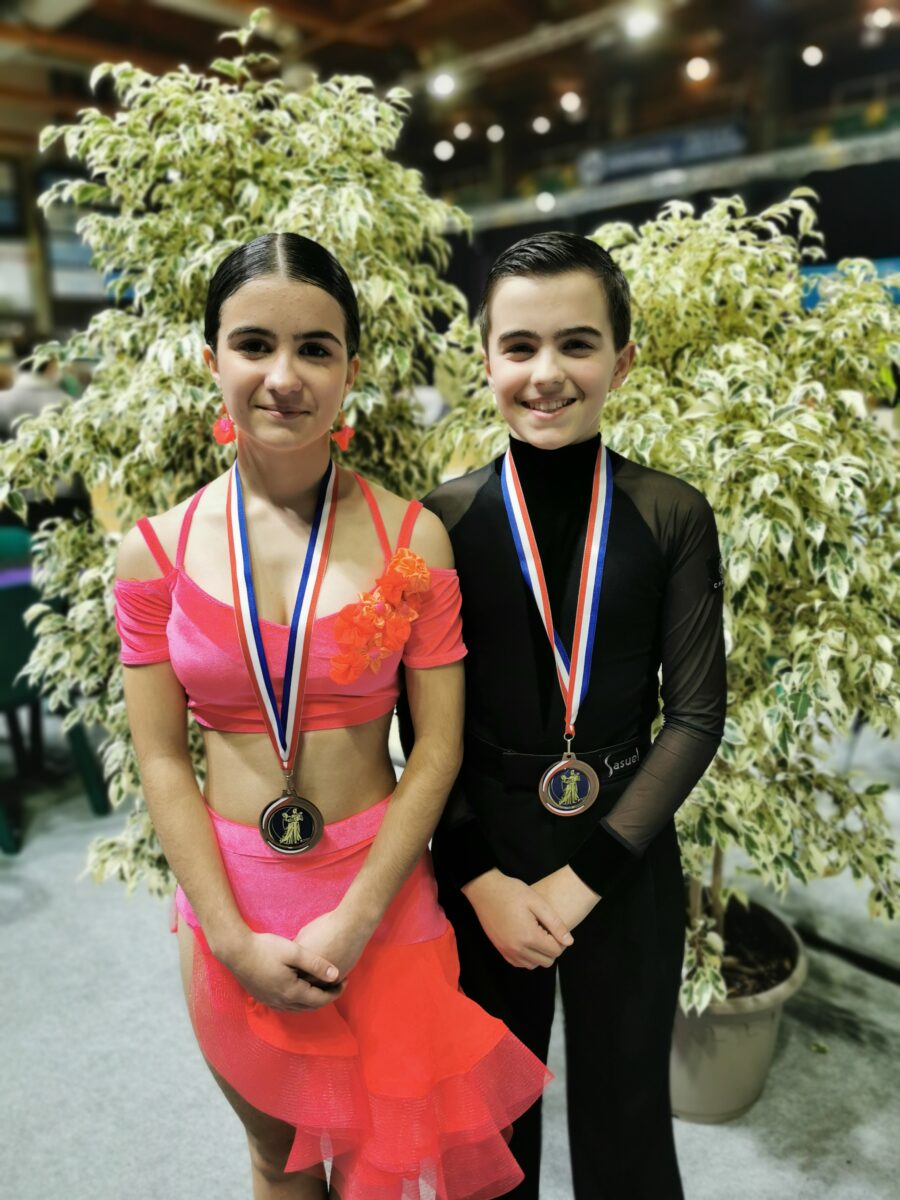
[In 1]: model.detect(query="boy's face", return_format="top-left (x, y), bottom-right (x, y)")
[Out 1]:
top-left (484, 270), bottom-right (635, 450)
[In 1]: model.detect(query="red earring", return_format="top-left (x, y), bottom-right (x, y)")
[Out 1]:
top-left (213, 403), bottom-right (236, 445)
top-left (331, 410), bottom-right (355, 452)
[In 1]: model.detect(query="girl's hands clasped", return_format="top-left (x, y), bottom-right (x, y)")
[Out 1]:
top-left (293, 907), bottom-right (373, 982)
top-left (221, 929), bottom-right (344, 1011)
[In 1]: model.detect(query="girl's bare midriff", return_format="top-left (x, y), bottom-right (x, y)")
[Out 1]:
top-left (202, 713), bottom-right (396, 827)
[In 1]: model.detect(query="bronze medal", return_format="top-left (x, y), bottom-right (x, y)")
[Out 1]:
top-left (259, 787), bottom-right (324, 855)
top-left (501, 444), bottom-right (613, 821)
top-left (227, 462), bottom-right (339, 856)
top-left (539, 752), bottom-right (600, 817)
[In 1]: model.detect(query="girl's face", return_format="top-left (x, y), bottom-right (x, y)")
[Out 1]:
top-left (203, 274), bottom-right (359, 450)
top-left (484, 270), bottom-right (635, 450)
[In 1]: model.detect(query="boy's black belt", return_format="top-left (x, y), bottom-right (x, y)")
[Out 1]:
top-left (464, 733), bottom-right (648, 791)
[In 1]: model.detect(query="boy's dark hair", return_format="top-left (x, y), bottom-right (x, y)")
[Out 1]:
top-left (478, 231), bottom-right (631, 350)
top-left (204, 232), bottom-right (360, 357)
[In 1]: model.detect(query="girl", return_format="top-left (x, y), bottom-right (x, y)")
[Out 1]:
top-left (114, 233), bottom-right (548, 1200)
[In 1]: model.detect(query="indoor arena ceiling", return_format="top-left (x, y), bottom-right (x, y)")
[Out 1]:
top-left (0, 0), bottom-right (894, 184)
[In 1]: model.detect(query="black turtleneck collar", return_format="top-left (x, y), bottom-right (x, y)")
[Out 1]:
top-left (504, 433), bottom-right (603, 642)
top-left (508, 432), bottom-right (602, 489)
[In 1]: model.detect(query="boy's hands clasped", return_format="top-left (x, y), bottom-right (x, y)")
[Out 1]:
top-left (531, 865), bottom-right (601, 932)
top-left (462, 869), bottom-right (575, 969)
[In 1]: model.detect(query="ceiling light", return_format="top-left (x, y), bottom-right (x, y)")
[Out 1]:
top-left (560, 91), bottom-right (582, 113)
top-left (802, 45), bottom-right (824, 66)
top-left (535, 192), bottom-right (557, 213)
top-left (870, 7), bottom-right (894, 29)
top-left (685, 56), bottom-right (711, 82)
top-left (487, 124), bottom-right (505, 143)
top-left (532, 116), bottom-right (551, 134)
top-left (433, 140), bottom-right (455, 161)
top-left (429, 72), bottom-right (456, 97)
top-left (624, 9), bottom-right (660, 40)
top-left (453, 121), bottom-right (472, 140)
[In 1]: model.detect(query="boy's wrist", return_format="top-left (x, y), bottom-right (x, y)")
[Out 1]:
top-left (461, 867), bottom-right (505, 901)
top-left (532, 865), bottom-right (600, 928)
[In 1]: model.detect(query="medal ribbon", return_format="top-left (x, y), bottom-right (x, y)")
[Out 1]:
top-left (226, 460), bottom-right (338, 773)
top-left (501, 441), bottom-right (612, 736)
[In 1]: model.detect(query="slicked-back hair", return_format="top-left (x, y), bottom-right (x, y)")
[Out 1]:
top-left (204, 232), bottom-right (360, 358)
top-left (478, 231), bottom-right (631, 351)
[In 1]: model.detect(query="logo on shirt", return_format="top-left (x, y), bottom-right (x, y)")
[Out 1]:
top-left (707, 554), bottom-right (724, 592)
top-left (603, 749), bottom-right (640, 778)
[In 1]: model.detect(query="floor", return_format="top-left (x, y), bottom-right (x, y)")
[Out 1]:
top-left (2, 720), bottom-right (898, 1199)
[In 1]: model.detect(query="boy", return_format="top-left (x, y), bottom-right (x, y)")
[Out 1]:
top-left (423, 233), bottom-right (726, 1198)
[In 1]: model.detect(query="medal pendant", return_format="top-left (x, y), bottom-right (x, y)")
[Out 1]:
top-left (259, 790), bottom-right (324, 854)
top-left (539, 753), bottom-right (600, 817)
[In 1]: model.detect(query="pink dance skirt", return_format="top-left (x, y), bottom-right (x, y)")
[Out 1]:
top-left (175, 797), bottom-right (550, 1200)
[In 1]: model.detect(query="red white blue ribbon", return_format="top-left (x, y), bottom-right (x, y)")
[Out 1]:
top-left (226, 460), bottom-right (338, 771)
top-left (501, 441), bottom-right (612, 736)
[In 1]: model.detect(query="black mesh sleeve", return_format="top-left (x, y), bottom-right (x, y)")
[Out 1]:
top-left (568, 488), bottom-right (726, 895)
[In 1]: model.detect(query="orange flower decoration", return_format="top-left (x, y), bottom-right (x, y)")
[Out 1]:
top-left (374, 571), bottom-right (405, 606)
top-left (334, 605), bottom-right (378, 648)
top-left (330, 648), bottom-right (370, 685)
top-left (390, 547), bottom-right (432, 592)
top-left (382, 609), bottom-right (412, 652)
top-left (328, 549), bottom-right (431, 684)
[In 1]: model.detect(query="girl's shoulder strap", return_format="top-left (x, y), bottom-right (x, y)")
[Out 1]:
top-left (134, 517), bottom-right (173, 576)
top-left (175, 486), bottom-right (208, 571)
top-left (353, 472), bottom-right (393, 566)
top-left (395, 499), bottom-right (423, 551)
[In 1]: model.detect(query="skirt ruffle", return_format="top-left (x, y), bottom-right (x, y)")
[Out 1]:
top-left (182, 800), bottom-right (550, 1200)
top-left (190, 923), bottom-right (549, 1200)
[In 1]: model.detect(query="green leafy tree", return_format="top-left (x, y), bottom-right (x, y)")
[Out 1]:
top-left (434, 192), bottom-right (900, 1013)
top-left (0, 11), bottom-right (469, 892)
top-left (4, 6), bottom-right (897, 1016)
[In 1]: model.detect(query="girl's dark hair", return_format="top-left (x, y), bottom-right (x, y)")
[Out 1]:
top-left (204, 232), bottom-right (360, 357)
top-left (478, 231), bottom-right (631, 350)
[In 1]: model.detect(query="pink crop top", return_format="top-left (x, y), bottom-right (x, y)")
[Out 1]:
top-left (113, 475), bottom-right (466, 733)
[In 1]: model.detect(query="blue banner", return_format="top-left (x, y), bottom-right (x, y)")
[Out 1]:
top-left (577, 122), bottom-right (747, 185)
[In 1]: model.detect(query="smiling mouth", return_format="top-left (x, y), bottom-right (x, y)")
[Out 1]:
top-left (520, 397), bottom-right (577, 413)
top-left (259, 405), bottom-right (308, 416)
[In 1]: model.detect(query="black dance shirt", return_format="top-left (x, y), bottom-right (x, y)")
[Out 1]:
top-left (423, 434), bottom-right (727, 896)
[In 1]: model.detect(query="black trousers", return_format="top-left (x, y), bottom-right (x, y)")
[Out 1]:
top-left (432, 785), bottom-right (686, 1200)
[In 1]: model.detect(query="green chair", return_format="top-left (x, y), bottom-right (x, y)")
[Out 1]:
top-left (0, 526), bottom-right (109, 853)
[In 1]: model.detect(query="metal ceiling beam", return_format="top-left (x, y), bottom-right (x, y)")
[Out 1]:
top-left (0, 0), bottom-right (91, 65)
top-left (0, 129), bottom-right (42, 153)
top-left (148, 0), bottom-right (392, 46)
top-left (244, 0), bottom-right (391, 41)
top-left (91, 0), bottom-right (229, 40)
top-left (465, 128), bottom-right (900, 231)
top-left (14, 0), bottom-right (94, 26)
top-left (0, 85), bottom-right (106, 114)
top-left (302, 0), bottom-right (431, 56)
top-left (0, 20), bottom-right (180, 73)
top-left (399, 0), bottom-right (677, 90)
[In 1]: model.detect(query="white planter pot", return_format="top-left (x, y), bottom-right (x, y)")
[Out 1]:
top-left (670, 903), bottom-right (808, 1123)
